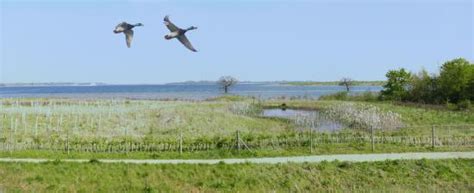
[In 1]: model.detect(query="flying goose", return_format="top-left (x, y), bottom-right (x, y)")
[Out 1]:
top-left (113, 22), bottom-right (143, 48)
top-left (163, 16), bottom-right (198, 52)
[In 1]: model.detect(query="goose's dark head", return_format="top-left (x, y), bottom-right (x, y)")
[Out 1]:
top-left (134, 23), bottom-right (144, 27)
top-left (186, 26), bottom-right (197, 31)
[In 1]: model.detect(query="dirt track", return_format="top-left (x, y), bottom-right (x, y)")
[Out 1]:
top-left (0, 152), bottom-right (472, 165)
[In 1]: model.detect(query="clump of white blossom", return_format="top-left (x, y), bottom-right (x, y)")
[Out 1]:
top-left (323, 102), bottom-right (404, 130)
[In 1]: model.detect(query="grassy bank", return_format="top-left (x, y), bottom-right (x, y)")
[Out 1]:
top-left (0, 159), bottom-right (471, 192)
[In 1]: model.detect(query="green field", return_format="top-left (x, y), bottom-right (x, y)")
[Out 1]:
top-left (0, 98), bottom-right (472, 159)
top-left (0, 159), bottom-right (472, 192)
top-left (0, 99), bottom-right (288, 139)
top-left (0, 98), bottom-right (473, 192)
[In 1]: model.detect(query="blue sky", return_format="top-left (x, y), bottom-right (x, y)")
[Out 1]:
top-left (0, 0), bottom-right (472, 84)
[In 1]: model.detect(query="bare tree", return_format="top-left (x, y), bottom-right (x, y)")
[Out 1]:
top-left (218, 76), bottom-right (238, 93)
top-left (339, 77), bottom-right (354, 92)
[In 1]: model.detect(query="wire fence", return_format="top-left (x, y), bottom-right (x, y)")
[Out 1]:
top-left (0, 99), bottom-right (472, 154)
top-left (0, 124), bottom-right (472, 154)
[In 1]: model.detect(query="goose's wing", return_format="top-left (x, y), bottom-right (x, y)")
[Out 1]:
top-left (164, 15), bottom-right (180, 32)
top-left (124, 29), bottom-right (134, 48)
top-left (177, 35), bottom-right (197, 52)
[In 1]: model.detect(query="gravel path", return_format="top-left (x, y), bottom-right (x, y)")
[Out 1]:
top-left (0, 152), bottom-right (472, 165)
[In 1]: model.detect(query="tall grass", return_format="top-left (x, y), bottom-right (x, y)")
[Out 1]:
top-left (228, 102), bottom-right (262, 116)
top-left (0, 99), bottom-right (287, 142)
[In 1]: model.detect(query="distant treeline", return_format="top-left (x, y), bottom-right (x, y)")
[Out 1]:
top-left (320, 58), bottom-right (474, 110)
top-left (380, 58), bottom-right (473, 106)
top-left (0, 82), bottom-right (106, 87)
top-left (283, 81), bottom-right (386, 86)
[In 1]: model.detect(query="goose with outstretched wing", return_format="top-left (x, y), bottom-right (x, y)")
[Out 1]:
top-left (163, 16), bottom-right (198, 52)
top-left (113, 22), bottom-right (143, 48)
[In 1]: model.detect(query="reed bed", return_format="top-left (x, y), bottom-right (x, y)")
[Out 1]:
top-left (0, 98), bottom-right (287, 142)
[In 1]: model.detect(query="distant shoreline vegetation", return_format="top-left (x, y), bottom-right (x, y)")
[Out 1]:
top-left (0, 81), bottom-right (385, 87)
top-left (0, 82), bottom-right (107, 87)
top-left (281, 81), bottom-right (386, 86)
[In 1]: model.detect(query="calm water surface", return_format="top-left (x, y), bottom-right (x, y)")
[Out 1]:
top-left (0, 83), bottom-right (381, 100)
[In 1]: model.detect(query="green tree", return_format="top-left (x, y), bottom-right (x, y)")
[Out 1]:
top-left (406, 69), bottom-right (438, 103)
top-left (381, 68), bottom-right (411, 101)
top-left (467, 75), bottom-right (474, 101)
top-left (438, 58), bottom-right (474, 103)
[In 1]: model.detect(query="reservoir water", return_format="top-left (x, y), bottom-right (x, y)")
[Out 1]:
top-left (0, 83), bottom-right (381, 100)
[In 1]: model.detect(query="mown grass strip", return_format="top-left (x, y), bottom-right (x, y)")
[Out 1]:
top-left (0, 159), bottom-right (471, 192)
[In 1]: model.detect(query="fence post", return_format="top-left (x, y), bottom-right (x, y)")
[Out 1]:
top-left (98, 114), bottom-right (102, 132)
top-left (34, 116), bottom-right (39, 137)
top-left (371, 126), bottom-right (375, 152)
top-left (309, 128), bottom-right (313, 153)
top-left (431, 125), bottom-right (435, 149)
top-left (0, 114), bottom-right (2, 137)
top-left (236, 130), bottom-right (241, 152)
top-left (66, 128), bottom-right (70, 155)
top-left (9, 120), bottom-right (13, 156)
top-left (179, 131), bottom-right (183, 155)
top-left (74, 115), bottom-right (78, 134)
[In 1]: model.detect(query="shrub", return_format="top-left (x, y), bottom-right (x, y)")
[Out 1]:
top-left (319, 92), bottom-right (348, 100)
top-left (456, 100), bottom-right (471, 111)
top-left (438, 58), bottom-right (473, 103)
top-left (406, 69), bottom-right (441, 104)
top-left (319, 91), bottom-right (379, 102)
top-left (380, 58), bottom-right (473, 105)
top-left (381, 68), bottom-right (412, 101)
top-left (351, 92), bottom-right (379, 102)
top-left (89, 158), bottom-right (100, 164)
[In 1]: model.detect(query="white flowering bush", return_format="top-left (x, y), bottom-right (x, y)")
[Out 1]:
top-left (323, 102), bottom-right (404, 130)
top-left (292, 111), bottom-right (344, 132)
